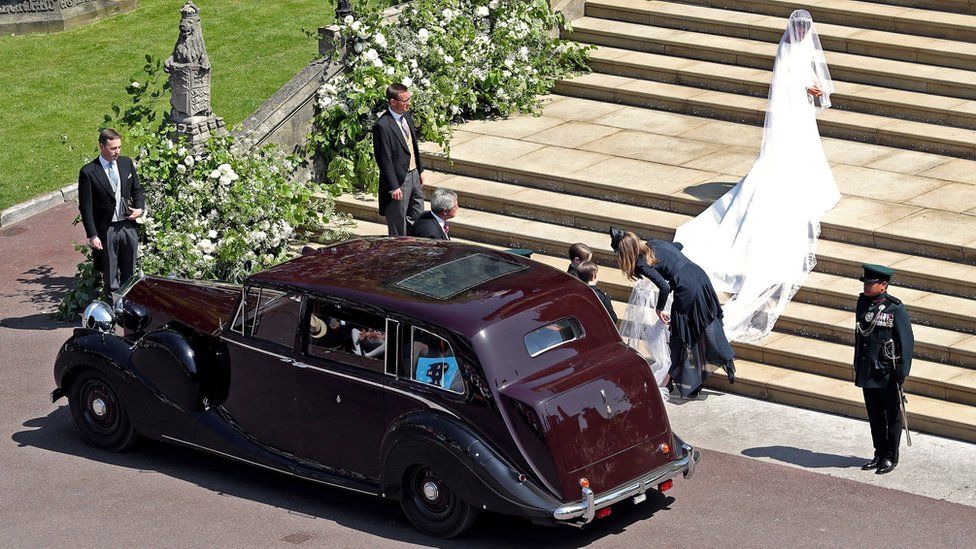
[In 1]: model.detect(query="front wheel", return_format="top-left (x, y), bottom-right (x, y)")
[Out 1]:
top-left (68, 369), bottom-right (139, 451)
top-left (400, 465), bottom-right (478, 538)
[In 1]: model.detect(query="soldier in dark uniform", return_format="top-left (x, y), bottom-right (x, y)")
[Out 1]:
top-left (854, 264), bottom-right (914, 475)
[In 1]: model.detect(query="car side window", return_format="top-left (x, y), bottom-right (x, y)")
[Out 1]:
top-left (410, 327), bottom-right (464, 394)
top-left (305, 299), bottom-right (386, 374)
top-left (524, 317), bottom-right (583, 357)
top-left (232, 286), bottom-right (301, 349)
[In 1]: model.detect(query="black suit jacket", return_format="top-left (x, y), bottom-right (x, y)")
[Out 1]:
top-left (409, 211), bottom-right (449, 240)
top-left (78, 156), bottom-right (144, 240)
top-left (590, 285), bottom-right (619, 324)
top-left (372, 110), bottom-right (424, 215)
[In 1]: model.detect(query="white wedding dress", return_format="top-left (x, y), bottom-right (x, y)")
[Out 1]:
top-left (674, 10), bottom-right (840, 344)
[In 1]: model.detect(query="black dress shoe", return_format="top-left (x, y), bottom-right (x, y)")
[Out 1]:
top-left (861, 457), bottom-right (881, 470)
top-left (875, 459), bottom-right (896, 474)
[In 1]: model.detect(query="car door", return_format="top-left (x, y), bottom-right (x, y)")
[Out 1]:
top-left (291, 297), bottom-right (393, 482)
top-left (218, 285), bottom-right (304, 457)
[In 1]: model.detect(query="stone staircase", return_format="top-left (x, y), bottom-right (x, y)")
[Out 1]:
top-left (326, 0), bottom-right (976, 442)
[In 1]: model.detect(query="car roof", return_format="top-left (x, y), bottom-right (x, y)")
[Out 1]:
top-left (247, 237), bottom-right (592, 339)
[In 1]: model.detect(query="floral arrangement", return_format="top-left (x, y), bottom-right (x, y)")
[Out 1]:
top-left (309, 0), bottom-right (590, 194)
top-left (56, 56), bottom-right (345, 320)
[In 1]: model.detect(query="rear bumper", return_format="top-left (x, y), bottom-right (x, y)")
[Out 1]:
top-left (551, 441), bottom-right (701, 525)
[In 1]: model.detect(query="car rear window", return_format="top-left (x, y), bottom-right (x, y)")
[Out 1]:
top-left (524, 318), bottom-right (583, 357)
top-left (394, 252), bottom-right (527, 300)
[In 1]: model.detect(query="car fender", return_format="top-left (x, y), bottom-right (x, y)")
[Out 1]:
top-left (380, 411), bottom-right (560, 521)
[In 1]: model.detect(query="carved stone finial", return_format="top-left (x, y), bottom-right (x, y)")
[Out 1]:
top-left (335, 0), bottom-right (354, 21)
top-left (164, 1), bottom-right (225, 147)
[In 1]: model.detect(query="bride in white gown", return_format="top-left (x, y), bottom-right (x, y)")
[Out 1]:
top-left (674, 9), bottom-right (840, 344)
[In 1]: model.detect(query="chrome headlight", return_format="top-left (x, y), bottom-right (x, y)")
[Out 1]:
top-left (82, 301), bottom-right (115, 333)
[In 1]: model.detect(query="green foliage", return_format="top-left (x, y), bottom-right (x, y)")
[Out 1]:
top-left (308, 0), bottom-right (590, 194)
top-left (54, 241), bottom-right (103, 322)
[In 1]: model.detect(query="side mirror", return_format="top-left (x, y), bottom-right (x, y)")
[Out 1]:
top-left (82, 301), bottom-right (115, 333)
top-left (114, 298), bottom-right (152, 334)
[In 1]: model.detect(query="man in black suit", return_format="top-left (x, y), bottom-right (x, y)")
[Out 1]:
top-left (372, 83), bottom-right (425, 236)
top-left (78, 128), bottom-right (145, 299)
top-left (409, 188), bottom-right (457, 240)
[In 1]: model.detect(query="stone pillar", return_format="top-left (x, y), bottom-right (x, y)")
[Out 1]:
top-left (163, 1), bottom-right (226, 148)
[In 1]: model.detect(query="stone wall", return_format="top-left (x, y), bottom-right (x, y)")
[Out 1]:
top-left (0, 0), bottom-right (137, 35)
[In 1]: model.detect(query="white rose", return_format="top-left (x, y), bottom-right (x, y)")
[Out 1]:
top-left (364, 48), bottom-right (378, 61)
top-left (350, 21), bottom-right (361, 32)
top-left (418, 28), bottom-right (429, 42)
top-left (374, 33), bottom-right (387, 48)
top-left (441, 8), bottom-right (454, 22)
top-left (489, 0), bottom-right (499, 8)
top-left (178, 146), bottom-right (187, 156)
top-left (343, 15), bottom-right (354, 25)
top-left (519, 46), bottom-right (529, 58)
top-left (208, 229), bottom-right (217, 239)
top-left (475, 6), bottom-right (489, 17)
top-left (184, 155), bottom-right (195, 167)
top-left (354, 42), bottom-right (364, 53)
top-left (218, 163), bottom-right (233, 174)
top-left (444, 54), bottom-right (454, 64)
top-left (402, 76), bottom-right (413, 87)
top-left (209, 169), bottom-right (221, 179)
top-left (373, 57), bottom-right (384, 68)
top-left (176, 164), bottom-right (186, 174)
top-left (385, 65), bottom-right (394, 75)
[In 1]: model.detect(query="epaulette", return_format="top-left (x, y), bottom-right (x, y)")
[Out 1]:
top-left (886, 294), bottom-right (902, 305)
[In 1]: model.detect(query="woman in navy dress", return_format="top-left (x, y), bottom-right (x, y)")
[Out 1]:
top-left (612, 229), bottom-right (735, 397)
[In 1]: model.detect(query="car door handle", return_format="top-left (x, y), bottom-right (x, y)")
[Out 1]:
top-left (292, 360), bottom-right (308, 369)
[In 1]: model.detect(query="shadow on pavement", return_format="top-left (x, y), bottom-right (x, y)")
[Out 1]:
top-left (0, 312), bottom-right (70, 331)
top-left (741, 445), bottom-right (865, 469)
top-left (681, 181), bottom-right (738, 203)
top-left (13, 407), bottom-right (675, 546)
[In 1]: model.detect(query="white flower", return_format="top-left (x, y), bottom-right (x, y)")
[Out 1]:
top-left (402, 76), bottom-right (413, 87)
top-left (363, 48), bottom-right (378, 61)
top-left (418, 28), bottom-right (429, 42)
top-left (166, 140), bottom-right (175, 150)
top-left (353, 42), bottom-right (364, 53)
top-left (343, 15), bottom-right (354, 25)
top-left (444, 54), bottom-right (454, 64)
top-left (441, 8), bottom-right (454, 22)
top-left (208, 229), bottom-right (217, 239)
top-left (178, 146), bottom-right (187, 156)
top-left (489, 0), bottom-right (499, 8)
top-left (519, 46), bottom-right (529, 58)
top-left (374, 33), bottom-right (387, 48)
top-left (410, 58), bottom-right (418, 69)
top-left (350, 20), bottom-right (361, 32)
top-left (184, 155), bottom-right (195, 167)
top-left (209, 169), bottom-right (221, 179)
top-left (197, 239), bottom-right (216, 254)
top-left (218, 163), bottom-right (233, 175)
top-left (475, 6), bottom-right (489, 17)
top-left (373, 57), bottom-right (384, 68)
top-left (131, 81), bottom-right (140, 88)
top-left (176, 164), bottom-right (187, 174)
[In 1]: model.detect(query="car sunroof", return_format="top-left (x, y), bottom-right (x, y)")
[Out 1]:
top-left (394, 253), bottom-right (528, 300)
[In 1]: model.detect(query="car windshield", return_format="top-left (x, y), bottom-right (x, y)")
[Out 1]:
top-left (394, 253), bottom-right (527, 300)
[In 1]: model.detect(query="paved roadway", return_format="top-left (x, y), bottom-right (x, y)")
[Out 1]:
top-left (1, 204), bottom-right (974, 547)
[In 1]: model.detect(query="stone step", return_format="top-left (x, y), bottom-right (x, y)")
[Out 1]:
top-left (420, 118), bottom-right (976, 274)
top-left (586, 0), bottom-right (976, 71)
top-left (702, 358), bottom-right (976, 443)
top-left (332, 192), bottom-right (976, 370)
top-left (555, 68), bottom-right (976, 160)
top-left (660, 0), bottom-right (976, 43)
top-left (410, 171), bottom-right (976, 333)
top-left (332, 218), bottom-right (976, 443)
top-left (735, 333), bottom-right (976, 405)
top-left (860, 0), bottom-right (976, 16)
top-left (565, 16), bottom-right (976, 100)
top-left (587, 45), bottom-right (976, 130)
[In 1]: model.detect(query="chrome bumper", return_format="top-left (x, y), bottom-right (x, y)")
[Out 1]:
top-left (552, 442), bottom-right (701, 524)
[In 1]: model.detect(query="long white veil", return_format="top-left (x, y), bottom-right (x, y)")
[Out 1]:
top-left (619, 278), bottom-right (673, 401)
top-left (674, 10), bottom-right (840, 343)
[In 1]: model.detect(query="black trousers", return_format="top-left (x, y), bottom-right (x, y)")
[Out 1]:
top-left (863, 385), bottom-right (903, 463)
top-left (384, 169), bottom-right (423, 236)
top-left (95, 220), bottom-right (139, 300)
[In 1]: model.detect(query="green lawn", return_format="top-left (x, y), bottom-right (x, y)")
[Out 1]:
top-left (0, 0), bottom-right (336, 212)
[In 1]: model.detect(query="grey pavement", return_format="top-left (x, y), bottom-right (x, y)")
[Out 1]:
top-left (665, 390), bottom-right (976, 507)
top-left (1, 203), bottom-right (975, 547)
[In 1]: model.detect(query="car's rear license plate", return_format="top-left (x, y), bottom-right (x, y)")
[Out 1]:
top-left (633, 493), bottom-right (647, 505)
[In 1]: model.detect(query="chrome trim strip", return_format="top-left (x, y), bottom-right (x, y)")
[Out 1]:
top-left (160, 435), bottom-right (377, 496)
top-left (221, 337), bottom-right (289, 359)
top-left (552, 443), bottom-right (701, 523)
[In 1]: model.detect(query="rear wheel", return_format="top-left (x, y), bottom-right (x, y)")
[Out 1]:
top-left (400, 465), bottom-right (478, 538)
top-left (68, 369), bottom-right (138, 451)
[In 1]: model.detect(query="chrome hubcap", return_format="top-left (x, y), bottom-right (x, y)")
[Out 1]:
top-left (422, 481), bottom-right (440, 501)
top-left (91, 398), bottom-right (107, 417)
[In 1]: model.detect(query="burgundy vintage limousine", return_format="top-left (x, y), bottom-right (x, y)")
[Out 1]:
top-left (52, 238), bottom-right (699, 537)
